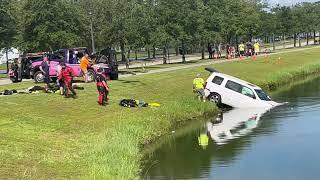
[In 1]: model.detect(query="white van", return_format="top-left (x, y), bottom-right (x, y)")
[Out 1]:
top-left (204, 68), bottom-right (280, 108)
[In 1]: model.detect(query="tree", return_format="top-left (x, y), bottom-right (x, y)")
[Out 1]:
top-left (16, 0), bottom-right (86, 52)
top-left (0, 0), bottom-right (15, 50)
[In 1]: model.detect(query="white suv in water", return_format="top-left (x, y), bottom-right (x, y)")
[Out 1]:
top-left (204, 68), bottom-right (280, 108)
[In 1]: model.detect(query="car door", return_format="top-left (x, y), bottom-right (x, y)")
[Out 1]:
top-left (239, 86), bottom-right (259, 107)
top-left (224, 80), bottom-right (244, 107)
top-left (49, 61), bottom-right (59, 77)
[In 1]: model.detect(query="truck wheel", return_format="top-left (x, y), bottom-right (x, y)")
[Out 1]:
top-left (110, 72), bottom-right (119, 80)
top-left (87, 69), bottom-right (96, 82)
top-left (10, 77), bottom-right (21, 83)
top-left (208, 92), bottom-right (222, 107)
top-left (34, 71), bottom-right (44, 83)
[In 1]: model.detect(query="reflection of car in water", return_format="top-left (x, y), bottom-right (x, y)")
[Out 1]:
top-left (207, 107), bottom-right (271, 145)
top-left (204, 68), bottom-right (281, 108)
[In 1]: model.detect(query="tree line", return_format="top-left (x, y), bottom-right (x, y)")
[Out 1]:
top-left (1, 0), bottom-right (320, 65)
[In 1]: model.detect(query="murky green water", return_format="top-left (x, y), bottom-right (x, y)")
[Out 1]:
top-left (144, 76), bottom-right (320, 180)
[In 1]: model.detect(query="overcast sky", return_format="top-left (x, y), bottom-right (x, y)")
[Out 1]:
top-left (268, 0), bottom-right (319, 6)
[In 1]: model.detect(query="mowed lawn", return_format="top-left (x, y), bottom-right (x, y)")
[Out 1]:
top-left (1, 46), bottom-right (320, 179)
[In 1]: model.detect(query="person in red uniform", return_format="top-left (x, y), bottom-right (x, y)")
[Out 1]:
top-left (96, 68), bottom-right (109, 106)
top-left (58, 62), bottom-right (77, 98)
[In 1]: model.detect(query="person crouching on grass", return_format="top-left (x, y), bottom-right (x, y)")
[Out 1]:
top-left (96, 68), bottom-right (109, 106)
top-left (59, 62), bottom-right (77, 98)
top-left (193, 73), bottom-right (206, 102)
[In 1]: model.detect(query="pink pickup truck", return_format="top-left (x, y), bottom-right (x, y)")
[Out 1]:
top-left (30, 48), bottom-right (118, 83)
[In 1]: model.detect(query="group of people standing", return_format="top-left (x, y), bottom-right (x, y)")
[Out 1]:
top-left (39, 51), bottom-right (109, 106)
top-left (208, 41), bottom-right (261, 60)
top-left (238, 41), bottom-right (260, 57)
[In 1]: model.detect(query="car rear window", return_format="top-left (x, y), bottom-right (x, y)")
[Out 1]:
top-left (212, 76), bottom-right (224, 85)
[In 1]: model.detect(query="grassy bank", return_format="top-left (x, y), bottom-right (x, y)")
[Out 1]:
top-left (1, 46), bottom-right (320, 179)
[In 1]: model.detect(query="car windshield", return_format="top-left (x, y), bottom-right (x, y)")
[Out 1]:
top-left (255, 89), bottom-right (271, 101)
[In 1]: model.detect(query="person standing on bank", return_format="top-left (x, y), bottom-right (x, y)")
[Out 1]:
top-left (239, 41), bottom-right (245, 57)
top-left (80, 51), bottom-right (91, 83)
top-left (96, 68), bottom-right (109, 106)
top-left (39, 54), bottom-right (50, 92)
top-left (193, 74), bottom-right (206, 102)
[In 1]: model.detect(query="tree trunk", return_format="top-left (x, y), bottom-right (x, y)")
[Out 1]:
top-left (120, 41), bottom-right (126, 63)
top-left (182, 40), bottom-right (186, 63)
top-left (314, 31), bottom-right (316, 45)
top-left (201, 43), bottom-right (205, 60)
top-left (272, 33), bottom-right (276, 51)
top-left (167, 47), bottom-right (170, 61)
top-left (307, 32), bottom-right (309, 45)
top-left (152, 46), bottom-right (156, 59)
top-left (175, 47), bottom-right (179, 56)
top-left (294, 33), bottom-right (297, 47)
top-left (282, 34), bottom-right (285, 49)
top-left (162, 46), bottom-right (167, 64)
top-left (235, 35), bottom-right (239, 53)
top-left (147, 48), bottom-right (151, 59)
top-left (298, 33), bottom-right (301, 47)
top-left (126, 49), bottom-right (131, 69)
top-left (135, 50), bottom-right (138, 61)
top-left (6, 49), bottom-right (9, 73)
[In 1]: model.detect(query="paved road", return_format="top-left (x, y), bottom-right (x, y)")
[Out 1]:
top-left (120, 45), bottom-right (320, 78)
top-left (118, 40), bottom-right (317, 70)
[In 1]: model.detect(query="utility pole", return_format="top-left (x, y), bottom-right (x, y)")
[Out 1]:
top-left (89, 12), bottom-right (95, 54)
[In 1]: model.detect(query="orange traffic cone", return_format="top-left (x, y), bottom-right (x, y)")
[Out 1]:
top-left (252, 54), bottom-right (257, 60)
top-left (214, 53), bottom-right (218, 60)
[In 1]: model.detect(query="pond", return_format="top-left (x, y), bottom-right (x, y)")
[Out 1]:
top-left (143, 76), bottom-right (320, 180)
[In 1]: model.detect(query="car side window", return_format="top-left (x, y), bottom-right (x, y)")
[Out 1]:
top-left (212, 76), bottom-right (224, 85)
top-left (225, 80), bottom-right (242, 93)
top-left (226, 80), bottom-right (256, 99)
top-left (241, 86), bottom-right (255, 99)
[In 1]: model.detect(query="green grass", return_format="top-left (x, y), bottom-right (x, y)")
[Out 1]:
top-left (1, 46), bottom-right (320, 179)
top-left (120, 59), bottom-right (212, 74)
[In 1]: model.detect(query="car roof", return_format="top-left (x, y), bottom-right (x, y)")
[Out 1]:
top-left (212, 72), bottom-right (262, 89)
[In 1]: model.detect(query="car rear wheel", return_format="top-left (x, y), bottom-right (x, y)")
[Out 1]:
top-left (34, 71), bottom-right (44, 83)
top-left (109, 72), bottom-right (119, 80)
top-left (208, 92), bottom-right (222, 107)
top-left (10, 77), bottom-right (22, 83)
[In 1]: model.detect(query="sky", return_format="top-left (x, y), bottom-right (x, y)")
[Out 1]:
top-left (268, 0), bottom-right (319, 6)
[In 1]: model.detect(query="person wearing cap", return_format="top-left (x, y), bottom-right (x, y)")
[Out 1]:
top-left (193, 73), bottom-right (206, 102)
top-left (39, 55), bottom-right (50, 92)
top-left (96, 68), bottom-right (109, 106)
top-left (58, 62), bottom-right (77, 98)
top-left (80, 51), bottom-right (91, 83)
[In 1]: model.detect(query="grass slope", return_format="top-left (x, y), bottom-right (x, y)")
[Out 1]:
top-left (1, 46), bottom-right (320, 179)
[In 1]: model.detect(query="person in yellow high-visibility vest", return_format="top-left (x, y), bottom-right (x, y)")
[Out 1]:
top-left (254, 41), bottom-right (260, 55)
top-left (239, 42), bottom-right (245, 57)
top-left (198, 133), bottom-right (209, 149)
top-left (193, 74), bottom-right (206, 102)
